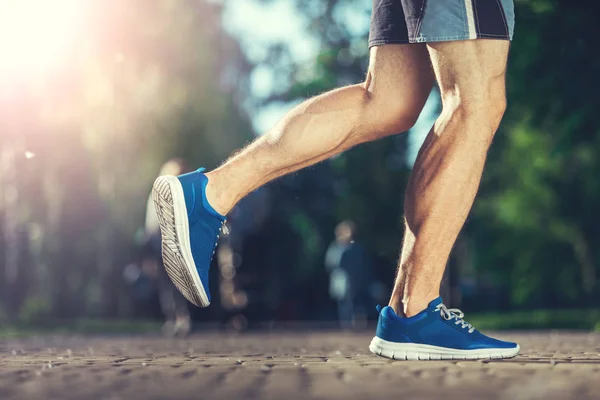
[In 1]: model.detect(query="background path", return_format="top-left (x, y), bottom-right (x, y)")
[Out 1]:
top-left (1, 331), bottom-right (599, 399)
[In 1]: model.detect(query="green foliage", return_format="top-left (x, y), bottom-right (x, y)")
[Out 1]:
top-left (472, 0), bottom-right (600, 308)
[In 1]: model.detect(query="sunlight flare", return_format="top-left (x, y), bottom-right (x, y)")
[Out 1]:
top-left (0, 0), bottom-right (86, 78)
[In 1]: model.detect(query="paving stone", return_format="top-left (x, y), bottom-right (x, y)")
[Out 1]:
top-left (1, 332), bottom-right (600, 399)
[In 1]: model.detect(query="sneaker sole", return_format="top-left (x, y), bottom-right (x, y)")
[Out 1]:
top-left (152, 175), bottom-right (210, 308)
top-left (369, 336), bottom-right (519, 361)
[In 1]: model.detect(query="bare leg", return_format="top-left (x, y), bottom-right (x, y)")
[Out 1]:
top-left (204, 45), bottom-right (434, 215)
top-left (389, 40), bottom-right (511, 316)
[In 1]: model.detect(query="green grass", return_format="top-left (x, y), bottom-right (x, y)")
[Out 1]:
top-left (1, 309), bottom-right (600, 338)
top-left (468, 309), bottom-right (600, 331)
top-left (0, 319), bottom-right (162, 338)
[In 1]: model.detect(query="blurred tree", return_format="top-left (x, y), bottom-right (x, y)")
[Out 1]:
top-left (0, 0), bottom-right (253, 320)
top-left (472, 0), bottom-right (600, 308)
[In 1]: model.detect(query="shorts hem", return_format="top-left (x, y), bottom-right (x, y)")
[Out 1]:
top-left (369, 34), bottom-right (512, 48)
top-left (368, 39), bottom-right (411, 48)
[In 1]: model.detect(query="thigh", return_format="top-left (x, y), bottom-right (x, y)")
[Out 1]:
top-left (367, 44), bottom-right (435, 113)
top-left (426, 40), bottom-right (510, 102)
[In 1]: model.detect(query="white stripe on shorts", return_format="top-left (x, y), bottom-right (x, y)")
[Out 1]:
top-left (465, 0), bottom-right (477, 39)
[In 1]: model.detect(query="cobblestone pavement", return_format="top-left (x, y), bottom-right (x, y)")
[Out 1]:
top-left (1, 331), bottom-right (600, 399)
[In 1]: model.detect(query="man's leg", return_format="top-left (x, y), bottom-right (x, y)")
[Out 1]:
top-left (389, 40), bottom-right (510, 316)
top-left (154, 44), bottom-right (434, 307)
top-left (204, 45), bottom-right (434, 215)
top-left (369, 39), bottom-right (517, 361)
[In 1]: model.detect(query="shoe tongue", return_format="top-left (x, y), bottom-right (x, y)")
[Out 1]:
top-left (427, 297), bottom-right (443, 309)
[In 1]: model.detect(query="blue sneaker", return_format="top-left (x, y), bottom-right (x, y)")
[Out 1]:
top-left (369, 297), bottom-right (519, 360)
top-left (152, 168), bottom-right (226, 307)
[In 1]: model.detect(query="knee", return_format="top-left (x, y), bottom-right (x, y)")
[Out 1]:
top-left (360, 85), bottom-right (424, 141)
top-left (454, 94), bottom-right (506, 129)
top-left (442, 84), bottom-right (507, 146)
top-left (378, 98), bottom-right (423, 135)
top-left (486, 91), bottom-right (507, 130)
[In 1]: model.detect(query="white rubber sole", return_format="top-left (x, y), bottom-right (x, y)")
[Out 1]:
top-left (152, 175), bottom-right (210, 307)
top-left (369, 336), bottom-right (520, 361)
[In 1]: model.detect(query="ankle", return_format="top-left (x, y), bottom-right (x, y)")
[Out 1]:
top-left (204, 172), bottom-right (232, 216)
top-left (388, 297), bottom-right (405, 317)
top-left (403, 298), bottom-right (430, 317)
top-left (389, 295), bottom-right (438, 318)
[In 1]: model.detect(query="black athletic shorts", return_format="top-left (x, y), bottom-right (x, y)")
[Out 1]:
top-left (369, 0), bottom-right (515, 47)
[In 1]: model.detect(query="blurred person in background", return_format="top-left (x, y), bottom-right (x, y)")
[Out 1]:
top-left (325, 221), bottom-right (372, 329)
top-left (152, 1), bottom-right (520, 359)
top-left (145, 159), bottom-right (192, 336)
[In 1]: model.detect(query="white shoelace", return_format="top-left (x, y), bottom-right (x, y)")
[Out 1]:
top-left (211, 221), bottom-right (228, 258)
top-left (435, 304), bottom-right (475, 333)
